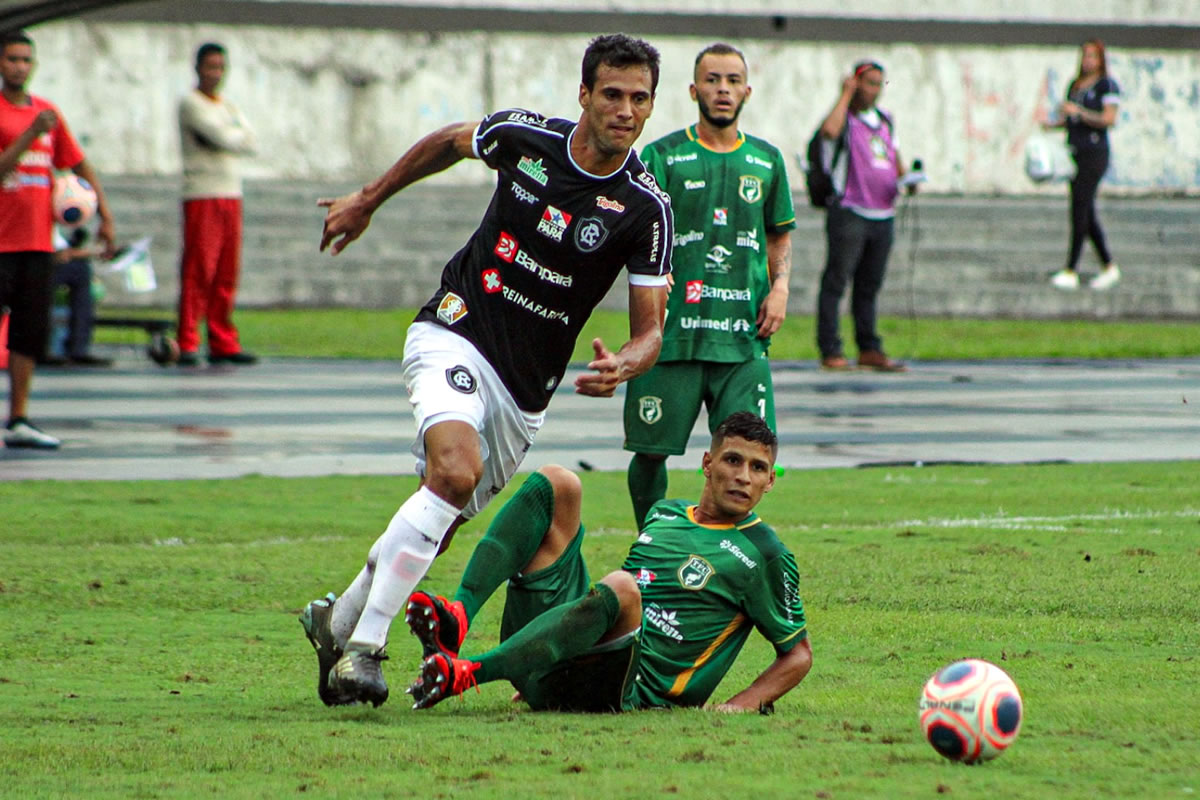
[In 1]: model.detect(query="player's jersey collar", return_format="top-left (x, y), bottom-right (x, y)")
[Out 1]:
top-left (566, 124), bottom-right (633, 180)
top-left (686, 505), bottom-right (760, 530)
top-left (684, 125), bottom-right (746, 153)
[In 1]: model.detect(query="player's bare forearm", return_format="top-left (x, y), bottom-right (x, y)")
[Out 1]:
top-left (715, 638), bottom-right (812, 713)
top-left (757, 231), bottom-right (791, 338)
top-left (573, 284), bottom-right (665, 397)
top-left (319, 121), bottom-right (477, 254)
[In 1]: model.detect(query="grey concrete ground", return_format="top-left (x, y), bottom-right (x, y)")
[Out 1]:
top-left (2, 353), bottom-right (1197, 482)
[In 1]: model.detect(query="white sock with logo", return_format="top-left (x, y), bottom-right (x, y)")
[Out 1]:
top-left (346, 486), bottom-right (462, 652)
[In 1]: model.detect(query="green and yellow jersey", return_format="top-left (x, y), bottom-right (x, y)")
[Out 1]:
top-left (621, 498), bottom-right (808, 708)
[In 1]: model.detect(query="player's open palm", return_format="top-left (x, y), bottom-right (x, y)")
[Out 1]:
top-left (575, 338), bottom-right (621, 397)
top-left (318, 191), bottom-right (373, 255)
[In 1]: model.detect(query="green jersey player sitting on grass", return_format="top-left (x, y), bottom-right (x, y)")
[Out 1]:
top-left (403, 411), bottom-right (812, 712)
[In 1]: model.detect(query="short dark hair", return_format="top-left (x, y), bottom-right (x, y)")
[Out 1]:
top-left (693, 42), bottom-right (747, 78)
top-left (712, 411), bottom-right (778, 458)
top-left (1, 30), bottom-right (33, 52)
top-left (195, 42), bottom-right (226, 68)
top-left (853, 59), bottom-right (885, 77)
top-left (581, 33), bottom-right (660, 94)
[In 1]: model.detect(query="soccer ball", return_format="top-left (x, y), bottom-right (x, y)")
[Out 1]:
top-left (52, 174), bottom-right (98, 227)
top-left (919, 659), bottom-right (1023, 763)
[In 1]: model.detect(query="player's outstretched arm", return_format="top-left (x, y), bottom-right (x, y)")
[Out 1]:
top-left (574, 284), bottom-right (666, 397)
top-left (756, 230), bottom-right (791, 338)
top-left (711, 637), bottom-right (812, 713)
top-left (318, 121), bottom-right (478, 255)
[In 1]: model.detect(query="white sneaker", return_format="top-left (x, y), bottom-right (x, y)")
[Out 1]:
top-left (1090, 265), bottom-right (1121, 290)
top-left (1050, 269), bottom-right (1080, 290)
top-left (4, 418), bottom-right (61, 449)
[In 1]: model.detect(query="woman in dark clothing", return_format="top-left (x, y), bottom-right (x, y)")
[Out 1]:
top-left (1045, 39), bottom-right (1121, 291)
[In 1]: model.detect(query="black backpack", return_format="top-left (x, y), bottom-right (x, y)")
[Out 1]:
top-left (804, 110), bottom-right (893, 209)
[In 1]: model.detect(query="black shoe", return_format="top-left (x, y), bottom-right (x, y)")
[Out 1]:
top-left (208, 351), bottom-right (258, 366)
top-left (328, 647), bottom-right (389, 707)
top-left (299, 592), bottom-right (352, 707)
top-left (37, 355), bottom-right (68, 367)
top-left (177, 352), bottom-right (201, 367)
top-left (67, 354), bottom-right (113, 367)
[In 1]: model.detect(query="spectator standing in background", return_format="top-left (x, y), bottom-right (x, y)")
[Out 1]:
top-left (177, 42), bottom-right (257, 367)
top-left (0, 30), bottom-right (116, 448)
top-left (1045, 39), bottom-right (1121, 291)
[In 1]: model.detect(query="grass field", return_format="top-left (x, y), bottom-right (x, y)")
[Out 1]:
top-left (95, 308), bottom-right (1200, 362)
top-left (3, 462), bottom-right (1198, 799)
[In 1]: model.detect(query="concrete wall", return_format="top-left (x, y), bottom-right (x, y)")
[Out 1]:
top-left (26, 17), bottom-right (1200, 194)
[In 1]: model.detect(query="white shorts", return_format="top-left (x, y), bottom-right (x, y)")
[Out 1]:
top-left (403, 321), bottom-right (545, 519)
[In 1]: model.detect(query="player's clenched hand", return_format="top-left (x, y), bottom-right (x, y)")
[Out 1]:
top-left (318, 191), bottom-right (374, 255)
top-left (575, 338), bottom-right (621, 397)
top-left (756, 287), bottom-right (787, 338)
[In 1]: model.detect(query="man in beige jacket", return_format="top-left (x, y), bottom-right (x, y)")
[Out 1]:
top-left (177, 42), bottom-right (256, 366)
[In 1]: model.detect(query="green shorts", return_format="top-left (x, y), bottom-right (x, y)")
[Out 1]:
top-left (501, 525), bottom-right (641, 712)
top-left (623, 357), bottom-right (776, 456)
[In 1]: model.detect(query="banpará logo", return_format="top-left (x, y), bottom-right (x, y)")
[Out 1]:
top-left (518, 155), bottom-right (549, 186)
top-left (719, 539), bottom-right (758, 569)
top-left (674, 230), bottom-right (705, 248)
top-left (685, 280), bottom-right (703, 304)
top-left (701, 285), bottom-right (752, 302)
top-left (514, 247), bottom-right (573, 286)
top-left (495, 231), bottom-right (519, 262)
top-left (684, 179), bottom-right (706, 190)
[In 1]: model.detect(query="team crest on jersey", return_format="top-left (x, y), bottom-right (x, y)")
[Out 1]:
top-left (712, 208), bottom-right (728, 226)
top-left (574, 216), bottom-right (608, 252)
top-left (638, 395), bottom-right (663, 425)
top-left (678, 555), bottom-right (715, 591)
top-left (518, 156), bottom-right (549, 186)
top-left (445, 365), bottom-right (477, 394)
top-left (482, 268), bottom-right (502, 293)
top-left (537, 206), bottom-right (571, 241)
top-left (738, 175), bottom-right (763, 204)
top-left (436, 292), bottom-right (468, 325)
top-left (685, 280), bottom-right (703, 304)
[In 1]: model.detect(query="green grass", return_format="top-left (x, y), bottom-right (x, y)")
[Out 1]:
top-left (95, 308), bottom-right (1200, 361)
top-left (3, 462), bottom-right (1199, 798)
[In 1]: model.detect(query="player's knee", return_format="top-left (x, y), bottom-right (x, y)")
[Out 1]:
top-left (537, 464), bottom-right (582, 507)
top-left (601, 570), bottom-right (641, 610)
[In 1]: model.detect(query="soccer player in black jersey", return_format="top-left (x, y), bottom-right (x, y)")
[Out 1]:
top-left (300, 34), bottom-right (673, 708)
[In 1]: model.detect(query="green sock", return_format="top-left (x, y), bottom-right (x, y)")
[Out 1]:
top-left (453, 471), bottom-right (554, 623)
top-left (473, 582), bottom-right (620, 685)
top-left (627, 453), bottom-right (667, 530)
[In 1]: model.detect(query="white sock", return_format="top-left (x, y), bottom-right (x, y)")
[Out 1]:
top-left (331, 562), bottom-right (374, 650)
top-left (346, 486), bottom-right (462, 651)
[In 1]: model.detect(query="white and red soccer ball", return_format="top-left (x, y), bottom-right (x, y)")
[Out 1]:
top-left (919, 659), bottom-right (1023, 763)
top-left (52, 174), bottom-right (98, 227)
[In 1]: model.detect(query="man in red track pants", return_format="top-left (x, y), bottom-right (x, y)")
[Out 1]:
top-left (177, 42), bottom-right (257, 367)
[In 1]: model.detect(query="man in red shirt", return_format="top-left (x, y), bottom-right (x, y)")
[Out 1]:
top-left (0, 30), bottom-right (115, 448)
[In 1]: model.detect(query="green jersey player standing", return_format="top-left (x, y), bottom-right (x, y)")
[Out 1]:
top-left (624, 43), bottom-right (796, 529)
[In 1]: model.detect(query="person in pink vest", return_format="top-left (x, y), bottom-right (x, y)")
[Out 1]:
top-left (176, 42), bottom-right (257, 367)
top-left (815, 59), bottom-right (912, 372)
